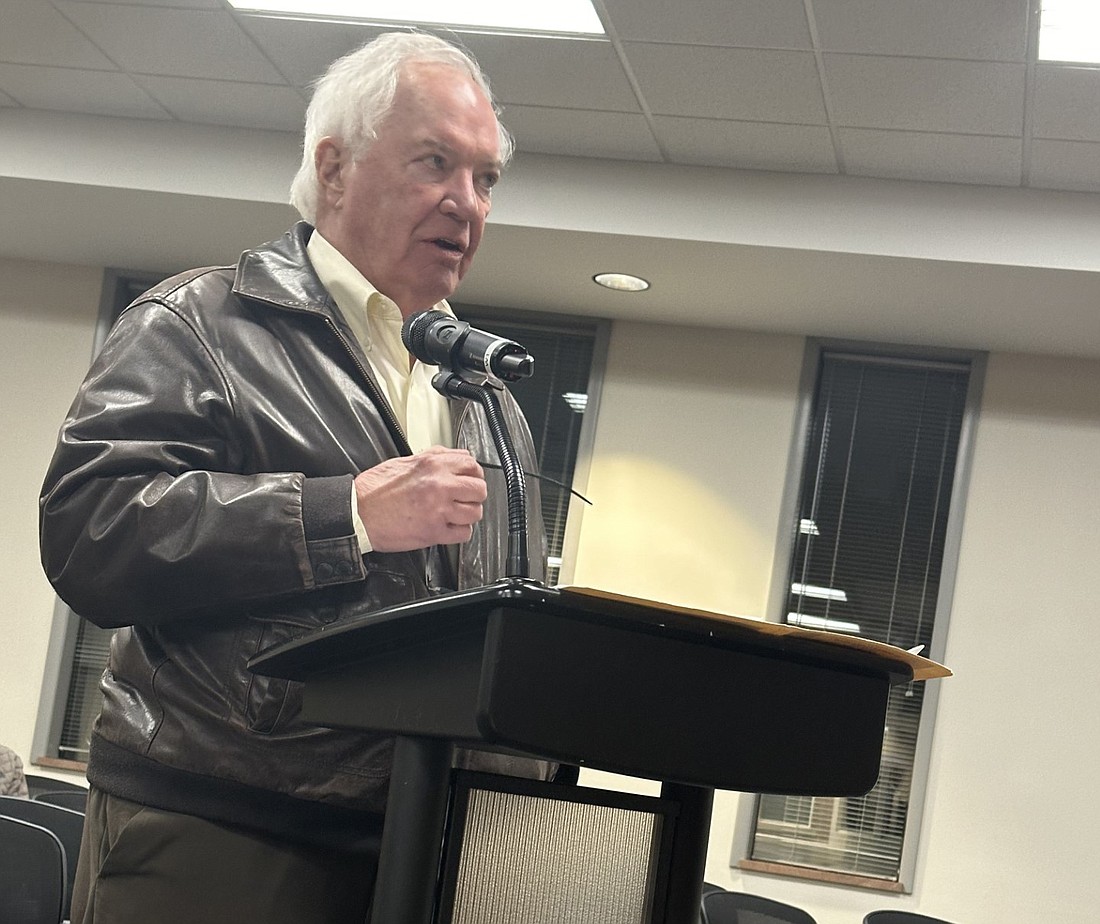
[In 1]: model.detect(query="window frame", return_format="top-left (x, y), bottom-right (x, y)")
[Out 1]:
top-left (32, 269), bottom-right (608, 770)
top-left (732, 337), bottom-right (986, 894)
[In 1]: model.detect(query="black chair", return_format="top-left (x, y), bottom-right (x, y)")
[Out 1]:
top-left (702, 890), bottom-right (818, 924)
top-left (0, 796), bottom-right (85, 922)
top-left (24, 774), bottom-right (88, 800)
top-left (865, 913), bottom-right (957, 924)
top-left (699, 882), bottom-right (728, 923)
top-left (0, 815), bottom-right (66, 924)
top-left (35, 790), bottom-right (88, 813)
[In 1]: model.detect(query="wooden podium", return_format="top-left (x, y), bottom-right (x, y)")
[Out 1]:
top-left (250, 578), bottom-right (948, 924)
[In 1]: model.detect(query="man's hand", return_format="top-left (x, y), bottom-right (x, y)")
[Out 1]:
top-left (354, 446), bottom-right (487, 552)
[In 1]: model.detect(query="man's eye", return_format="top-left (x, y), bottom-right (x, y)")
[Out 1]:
top-left (480, 173), bottom-right (500, 191)
top-left (426, 154), bottom-right (446, 170)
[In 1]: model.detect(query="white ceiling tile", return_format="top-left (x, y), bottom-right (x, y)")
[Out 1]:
top-left (625, 44), bottom-right (826, 122)
top-left (652, 116), bottom-right (837, 173)
top-left (133, 75), bottom-right (306, 132)
top-left (1032, 65), bottom-right (1100, 143)
top-left (1029, 139), bottom-right (1100, 193)
top-left (61, 0), bottom-right (223, 6)
top-left (841, 128), bottom-right (1022, 186)
top-left (0, 0), bottom-right (117, 69)
top-left (235, 16), bottom-right (386, 88)
top-left (601, 0), bottom-right (811, 48)
top-left (501, 105), bottom-right (662, 162)
top-left (825, 55), bottom-right (1025, 135)
top-left (0, 62), bottom-right (169, 119)
top-left (460, 35), bottom-right (639, 112)
top-left (54, 2), bottom-right (286, 83)
top-left (812, 0), bottom-right (1029, 61)
top-left (0, 1), bottom-right (1090, 198)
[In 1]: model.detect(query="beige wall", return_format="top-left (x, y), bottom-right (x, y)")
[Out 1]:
top-left (572, 320), bottom-right (803, 616)
top-left (1, 257), bottom-right (100, 779)
top-left (4, 255), bottom-right (1100, 922)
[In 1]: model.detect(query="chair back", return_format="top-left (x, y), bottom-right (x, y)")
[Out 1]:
top-left (0, 796), bottom-right (84, 921)
top-left (23, 774), bottom-right (88, 799)
top-left (702, 890), bottom-right (818, 924)
top-left (699, 883), bottom-right (726, 924)
top-left (35, 789), bottom-right (89, 813)
top-left (0, 815), bottom-right (66, 924)
top-left (865, 913), bottom-right (957, 924)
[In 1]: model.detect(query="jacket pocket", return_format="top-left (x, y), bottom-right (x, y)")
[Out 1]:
top-left (242, 618), bottom-right (306, 735)
top-left (241, 563), bottom-right (417, 734)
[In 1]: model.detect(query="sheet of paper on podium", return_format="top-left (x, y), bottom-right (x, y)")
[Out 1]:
top-left (557, 585), bottom-right (951, 682)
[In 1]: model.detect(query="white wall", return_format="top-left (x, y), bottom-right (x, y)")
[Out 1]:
top-left (5, 255), bottom-right (1100, 923)
top-left (0, 256), bottom-right (101, 781)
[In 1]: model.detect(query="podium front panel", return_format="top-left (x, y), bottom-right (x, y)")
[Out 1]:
top-left (479, 606), bottom-right (889, 795)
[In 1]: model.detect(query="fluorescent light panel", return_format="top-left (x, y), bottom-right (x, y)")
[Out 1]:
top-left (1039, 0), bottom-right (1100, 63)
top-left (227, 1), bottom-right (606, 35)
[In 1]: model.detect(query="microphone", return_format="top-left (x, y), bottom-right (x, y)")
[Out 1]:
top-left (401, 309), bottom-right (534, 382)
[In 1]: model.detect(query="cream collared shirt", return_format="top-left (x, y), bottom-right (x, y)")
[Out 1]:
top-left (306, 230), bottom-right (454, 553)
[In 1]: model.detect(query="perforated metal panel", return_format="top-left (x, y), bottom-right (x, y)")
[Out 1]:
top-left (442, 779), bottom-right (670, 924)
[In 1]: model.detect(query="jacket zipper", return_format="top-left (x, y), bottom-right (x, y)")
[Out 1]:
top-left (319, 317), bottom-right (413, 457)
top-left (321, 313), bottom-right (459, 590)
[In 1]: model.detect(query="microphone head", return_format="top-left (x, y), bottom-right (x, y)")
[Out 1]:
top-left (400, 308), bottom-right (449, 358)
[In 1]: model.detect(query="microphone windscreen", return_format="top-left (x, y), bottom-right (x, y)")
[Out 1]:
top-left (400, 308), bottom-right (447, 359)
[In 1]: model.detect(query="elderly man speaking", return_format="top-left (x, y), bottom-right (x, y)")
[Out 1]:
top-left (40, 31), bottom-right (548, 924)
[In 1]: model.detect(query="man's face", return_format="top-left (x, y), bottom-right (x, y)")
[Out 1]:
top-left (314, 62), bottom-right (503, 316)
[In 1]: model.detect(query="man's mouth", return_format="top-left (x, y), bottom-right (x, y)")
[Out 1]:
top-left (433, 238), bottom-right (464, 254)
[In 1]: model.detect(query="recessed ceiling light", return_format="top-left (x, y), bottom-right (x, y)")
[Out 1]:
top-left (593, 272), bottom-right (650, 292)
top-left (226, 1), bottom-right (606, 36)
top-left (1038, 0), bottom-right (1100, 63)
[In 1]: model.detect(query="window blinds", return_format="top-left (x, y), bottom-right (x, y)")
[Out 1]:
top-left (751, 350), bottom-right (969, 881)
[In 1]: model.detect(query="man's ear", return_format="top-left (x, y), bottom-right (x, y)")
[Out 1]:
top-left (314, 138), bottom-right (345, 208)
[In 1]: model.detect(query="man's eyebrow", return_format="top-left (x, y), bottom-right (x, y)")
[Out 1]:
top-left (416, 138), bottom-right (502, 172)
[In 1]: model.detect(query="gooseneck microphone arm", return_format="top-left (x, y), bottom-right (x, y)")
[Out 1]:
top-left (401, 309), bottom-right (533, 580)
top-left (432, 372), bottom-right (529, 579)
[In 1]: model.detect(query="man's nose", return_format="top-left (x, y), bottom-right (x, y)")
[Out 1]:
top-left (441, 171), bottom-right (480, 220)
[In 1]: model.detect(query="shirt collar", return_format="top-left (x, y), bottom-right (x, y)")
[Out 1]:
top-left (305, 229), bottom-right (454, 348)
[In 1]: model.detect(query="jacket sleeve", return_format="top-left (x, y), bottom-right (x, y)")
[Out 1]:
top-left (39, 299), bottom-right (365, 629)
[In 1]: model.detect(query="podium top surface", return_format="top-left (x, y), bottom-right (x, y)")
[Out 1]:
top-left (251, 579), bottom-right (949, 684)
top-left (562, 586), bottom-right (950, 682)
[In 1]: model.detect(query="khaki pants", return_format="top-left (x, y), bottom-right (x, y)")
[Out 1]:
top-left (72, 787), bottom-right (377, 924)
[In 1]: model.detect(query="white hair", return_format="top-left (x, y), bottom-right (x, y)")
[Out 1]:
top-left (289, 31), bottom-right (513, 223)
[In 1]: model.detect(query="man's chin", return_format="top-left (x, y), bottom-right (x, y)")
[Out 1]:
top-left (421, 269), bottom-right (465, 306)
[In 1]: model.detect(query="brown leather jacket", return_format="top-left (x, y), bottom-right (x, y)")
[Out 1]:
top-left (39, 223), bottom-right (546, 848)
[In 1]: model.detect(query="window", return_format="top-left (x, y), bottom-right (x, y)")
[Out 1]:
top-left (456, 305), bottom-right (601, 586)
top-left (740, 342), bottom-right (983, 892)
top-left (34, 272), bottom-right (604, 767)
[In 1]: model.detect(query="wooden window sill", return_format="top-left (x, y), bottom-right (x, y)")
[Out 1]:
top-left (737, 859), bottom-right (906, 893)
